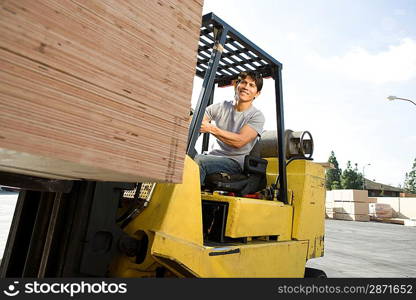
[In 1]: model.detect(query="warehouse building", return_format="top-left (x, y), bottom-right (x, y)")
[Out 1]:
top-left (364, 178), bottom-right (403, 197)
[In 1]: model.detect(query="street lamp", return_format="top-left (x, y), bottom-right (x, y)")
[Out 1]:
top-left (387, 95), bottom-right (416, 106)
top-left (362, 163), bottom-right (371, 190)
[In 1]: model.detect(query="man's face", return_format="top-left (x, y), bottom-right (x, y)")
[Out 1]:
top-left (236, 76), bottom-right (260, 102)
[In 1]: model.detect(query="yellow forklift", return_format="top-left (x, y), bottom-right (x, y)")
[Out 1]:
top-left (0, 13), bottom-right (326, 278)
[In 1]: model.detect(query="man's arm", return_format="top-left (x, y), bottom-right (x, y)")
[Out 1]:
top-left (200, 118), bottom-right (258, 149)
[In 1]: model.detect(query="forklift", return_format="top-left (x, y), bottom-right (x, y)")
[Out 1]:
top-left (0, 13), bottom-right (326, 278)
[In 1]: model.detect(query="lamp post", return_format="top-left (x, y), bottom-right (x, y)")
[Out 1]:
top-left (362, 163), bottom-right (371, 190)
top-left (387, 96), bottom-right (416, 106)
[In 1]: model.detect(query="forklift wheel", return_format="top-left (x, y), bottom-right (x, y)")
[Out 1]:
top-left (304, 267), bottom-right (327, 278)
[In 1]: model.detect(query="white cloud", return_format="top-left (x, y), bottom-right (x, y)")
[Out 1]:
top-left (307, 38), bottom-right (416, 84)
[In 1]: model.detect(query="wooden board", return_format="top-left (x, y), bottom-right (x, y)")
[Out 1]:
top-left (0, 0), bottom-right (204, 183)
top-left (369, 217), bottom-right (416, 226)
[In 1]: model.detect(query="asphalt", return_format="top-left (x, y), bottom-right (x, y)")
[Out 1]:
top-left (307, 219), bottom-right (416, 278)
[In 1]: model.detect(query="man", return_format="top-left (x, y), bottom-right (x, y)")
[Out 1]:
top-left (195, 71), bottom-right (265, 184)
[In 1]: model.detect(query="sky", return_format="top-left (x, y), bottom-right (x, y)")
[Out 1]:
top-left (192, 0), bottom-right (416, 187)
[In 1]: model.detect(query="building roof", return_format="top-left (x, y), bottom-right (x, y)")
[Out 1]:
top-left (364, 178), bottom-right (403, 192)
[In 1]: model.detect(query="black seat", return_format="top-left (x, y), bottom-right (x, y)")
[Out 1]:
top-left (204, 138), bottom-right (268, 196)
top-left (203, 129), bottom-right (314, 196)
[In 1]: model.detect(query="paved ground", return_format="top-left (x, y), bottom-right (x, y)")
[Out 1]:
top-left (307, 219), bottom-right (416, 278)
top-left (1, 191), bottom-right (415, 277)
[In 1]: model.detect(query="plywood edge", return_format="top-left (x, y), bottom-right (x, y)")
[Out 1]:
top-left (0, 148), bottom-right (178, 183)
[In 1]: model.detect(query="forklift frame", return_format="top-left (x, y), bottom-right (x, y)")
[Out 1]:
top-left (187, 13), bottom-right (287, 204)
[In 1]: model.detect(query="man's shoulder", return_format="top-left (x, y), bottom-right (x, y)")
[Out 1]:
top-left (220, 100), bottom-right (234, 107)
top-left (210, 100), bottom-right (233, 111)
top-left (250, 105), bottom-right (265, 119)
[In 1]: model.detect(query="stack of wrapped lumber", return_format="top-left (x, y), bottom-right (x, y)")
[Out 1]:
top-left (369, 197), bottom-right (398, 218)
top-left (0, 0), bottom-right (204, 183)
top-left (325, 191), bottom-right (335, 219)
top-left (367, 197), bottom-right (416, 225)
top-left (332, 190), bottom-right (370, 222)
top-left (399, 198), bottom-right (416, 219)
top-left (369, 203), bottom-right (393, 218)
top-left (368, 197), bottom-right (377, 203)
top-left (369, 197), bottom-right (416, 219)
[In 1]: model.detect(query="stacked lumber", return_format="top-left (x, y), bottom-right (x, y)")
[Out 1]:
top-left (368, 197), bottom-right (377, 203)
top-left (0, 0), bottom-right (204, 183)
top-left (325, 191), bottom-right (334, 219)
top-left (332, 190), bottom-right (370, 222)
top-left (369, 203), bottom-right (393, 218)
top-left (400, 192), bottom-right (416, 197)
top-left (327, 193), bottom-right (416, 225)
top-left (368, 197), bottom-right (416, 225)
top-left (374, 197), bottom-right (399, 217)
top-left (369, 197), bottom-right (416, 219)
top-left (398, 197), bottom-right (416, 219)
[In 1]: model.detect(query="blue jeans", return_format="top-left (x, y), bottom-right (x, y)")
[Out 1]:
top-left (194, 154), bottom-right (242, 185)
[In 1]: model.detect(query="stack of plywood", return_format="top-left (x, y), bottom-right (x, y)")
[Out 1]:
top-left (400, 192), bottom-right (416, 197)
top-left (399, 198), bottom-right (416, 219)
top-left (332, 190), bottom-right (370, 222)
top-left (325, 190), bottom-right (335, 219)
top-left (369, 197), bottom-right (416, 219)
top-left (371, 197), bottom-right (400, 218)
top-left (369, 203), bottom-right (393, 218)
top-left (368, 197), bottom-right (377, 203)
top-left (0, 0), bottom-right (204, 183)
top-left (372, 197), bottom-right (398, 217)
top-left (367, 197), bottom-right (416, 225)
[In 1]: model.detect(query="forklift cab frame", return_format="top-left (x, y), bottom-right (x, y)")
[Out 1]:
top-left (187, 13), bottom-right (288, 204)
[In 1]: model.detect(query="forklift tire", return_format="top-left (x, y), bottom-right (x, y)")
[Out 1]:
top-left (304, 267), bottom-right (327, 278)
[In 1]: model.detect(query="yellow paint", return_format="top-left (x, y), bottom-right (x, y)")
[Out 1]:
top-left (110, 155), bottom-right (326, 277)
top-left (151, 232), bottom-right (309, 278)
top-left (288, 160), bottom-right (326, 259)
top-left (202, 193), bottom-right (292, 240)
top-left (109, 156), bottom-right (203, 276)
top-left (265, 158), bottom-right (326, 258)
top-left (124, 156), bottom-right (203, 245)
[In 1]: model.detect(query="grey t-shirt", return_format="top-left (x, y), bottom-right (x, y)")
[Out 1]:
top-left (205, 100), bottom-right (265, 169)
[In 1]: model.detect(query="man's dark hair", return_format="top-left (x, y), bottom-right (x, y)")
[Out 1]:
top-left (237, 71), bottom-right (263, 92)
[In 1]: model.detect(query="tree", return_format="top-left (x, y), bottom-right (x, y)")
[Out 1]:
top-left (325, 151), bottom-right (342, 190)
top-left (341, 161), bottom-right (364, 190)
top-left (404, 158), bottom-right (416, 193)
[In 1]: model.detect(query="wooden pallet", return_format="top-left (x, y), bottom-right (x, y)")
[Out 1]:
top-left (370, 217), bottom-right (416, 226)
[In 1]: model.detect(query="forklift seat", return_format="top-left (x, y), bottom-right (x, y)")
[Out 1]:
top-left (203, 131), bottom-right (277, 196)
top-left (204, 155), bottom-right (267, 195)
